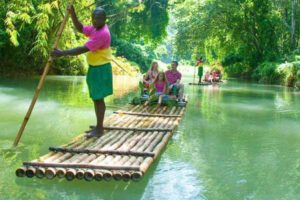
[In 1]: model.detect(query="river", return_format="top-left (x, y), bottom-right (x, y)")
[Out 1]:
top-left (0, 75), bottom-right (300, 200)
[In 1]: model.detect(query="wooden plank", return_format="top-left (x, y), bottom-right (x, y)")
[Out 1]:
top-left (23, 162), bottom-right (140, 171)
top-left (48, 147), bottom-right (155, 157)
top-left (113, 111), bottom-right (182, 118)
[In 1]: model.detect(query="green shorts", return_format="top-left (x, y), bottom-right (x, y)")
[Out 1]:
top-left (198, 67), bottom-right (203, 77)
top-left (86, 63), bottom-right (113, 100)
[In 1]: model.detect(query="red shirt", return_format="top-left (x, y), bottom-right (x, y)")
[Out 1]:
top-left (165, 70), bottom-right (182, 84)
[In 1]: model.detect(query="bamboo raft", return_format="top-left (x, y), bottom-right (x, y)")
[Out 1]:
top-left (16, 105), bottom-right (186, 182)
top-left (188, 82), bottom-right (222, 86)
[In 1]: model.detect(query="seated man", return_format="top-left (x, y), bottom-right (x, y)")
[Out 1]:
top-left (165, 61), bottom-right (185, 102)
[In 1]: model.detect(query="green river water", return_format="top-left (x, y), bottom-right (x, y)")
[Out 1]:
top-left (1, 75), bottom-right (300, 200)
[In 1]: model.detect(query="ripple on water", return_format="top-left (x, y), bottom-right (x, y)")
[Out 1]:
top-left (0, 93), bottom-right (17, 104)
top-left (142, 160), bottom-right (204, 200)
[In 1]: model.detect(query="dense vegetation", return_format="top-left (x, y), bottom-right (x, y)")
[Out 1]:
top-left (173, 0), bottom-right (300, 87)
top-left (0, 0), bottom-right (169, 76)
top-left (1, 0), bottom-right (300, 87)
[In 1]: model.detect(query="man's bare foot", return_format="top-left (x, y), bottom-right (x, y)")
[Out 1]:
top-left (85, 125), bottom-right (96, 133)
top-left (85, 127), bottom-right (103, 138)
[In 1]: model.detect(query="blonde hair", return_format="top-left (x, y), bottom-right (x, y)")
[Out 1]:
top-left (150, 61), bottom-right (158, 71)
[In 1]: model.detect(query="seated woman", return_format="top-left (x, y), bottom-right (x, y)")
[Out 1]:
top-left (143, 61), bottom-right (159, 87)
top-left (204, 71), bottom-right (210, 82)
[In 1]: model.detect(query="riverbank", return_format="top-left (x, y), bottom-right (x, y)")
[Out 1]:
top-left (0, 56), bottom-right (140, 78)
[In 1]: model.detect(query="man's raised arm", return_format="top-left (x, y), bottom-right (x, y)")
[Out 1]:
top-left (68, 5), bottom-right (83, 33)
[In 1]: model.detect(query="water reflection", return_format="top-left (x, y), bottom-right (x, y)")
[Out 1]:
top-left (184, 80), bottom-right (300, 199)
top-left (1, 77), bottom-right (300, 200)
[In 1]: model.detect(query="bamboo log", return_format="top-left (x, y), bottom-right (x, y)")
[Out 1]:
top-left (42, 117), bottom-right (133, 177)
top-left (75, 112), bottom-right (146, 181)
top-left (18, 104), bottom-right (187, 181)
top-left (13, 0), bottom-right (76, 147)
top-left (18, 105), bottom-right (144, 180)
top-left (79, 154), bottom-right (108, 181)
top-left (115, 107), bottom-right (169, 152)
top-left (35, 167), bottom-right (46, 179)
top-left (113, 111), bottom-right (169, 181)
top-left (23, 162), bottom-right (140, 171)
top-left (110, 107), bottom-right (173, 181)
top-left (48, 147), bottom-right (155, 157)
top-left (44, 118), bottom-right (135, 180)
top-left (139, 108), bottom-right (186, 174)
top-left (94, 170), bottom-right (103, 181)
top-left (65, 168), bottom-right (77, 181)
top-left (92, 113), bottom-right (157, 180)
top-left (103, 127), bottom-right (173, 132)
top-left (113, 111), bottom-right (182, 118)
top-left (16, 167), bottom-right (27, 177)
top-left (76, 169), bottom-right (85, 180)
top-left (78, 115), bottom-right (150, 180)
top-left (131, 116), bottom-right (170, 152)
top-left (127, 107), bottom-right (178, 179)
top-left (131, 171), bottom-right (143, 182)
top-left (83, 169), bottom-right (95, 182)
top-left (25, 166), bottom-right (36, 178)
top-left (33, 105), bottom-right (140, 165)
top-left (112, 171), bottom-right (123, 181)
top-left (138, 110), bottom-right (179, 153)
top-left (122, 171), bottom-right (131, 182)
top-left (45, 168), bottom-right (57, 179)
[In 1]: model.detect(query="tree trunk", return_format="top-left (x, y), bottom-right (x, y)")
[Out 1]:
top-left (291, 0), bottom-right (297, 49)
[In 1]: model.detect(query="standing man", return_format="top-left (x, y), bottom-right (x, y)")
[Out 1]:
top-left (51, 6), bottom-right (113, 138)
top-left (165, 61), bottom-right (185, 102)
top-left (196, 57), bottom-right (204, 84)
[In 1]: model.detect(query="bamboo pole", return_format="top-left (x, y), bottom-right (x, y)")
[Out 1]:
top-left (13, 0), bottom-right (76, 147)
top-left (111, 59), bottom-right (135, 76)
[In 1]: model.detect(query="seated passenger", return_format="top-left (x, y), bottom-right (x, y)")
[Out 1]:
top-left (165, 61), bottom-right (185, 102)
top-left (144, 72), bottom-right (168, 107)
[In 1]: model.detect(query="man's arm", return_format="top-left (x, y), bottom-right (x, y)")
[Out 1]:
top-left (51, 46), bottom-right (89, 57)
top-left (68, 5), bottom-right (83, 33)
top-left (176, 73), bottom-right (182, 84)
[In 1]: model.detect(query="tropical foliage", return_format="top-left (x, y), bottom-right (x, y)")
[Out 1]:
top-left (0, 0), bottom-right (169, 76)
top-left (172, 0), bottom-right (300, 87)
